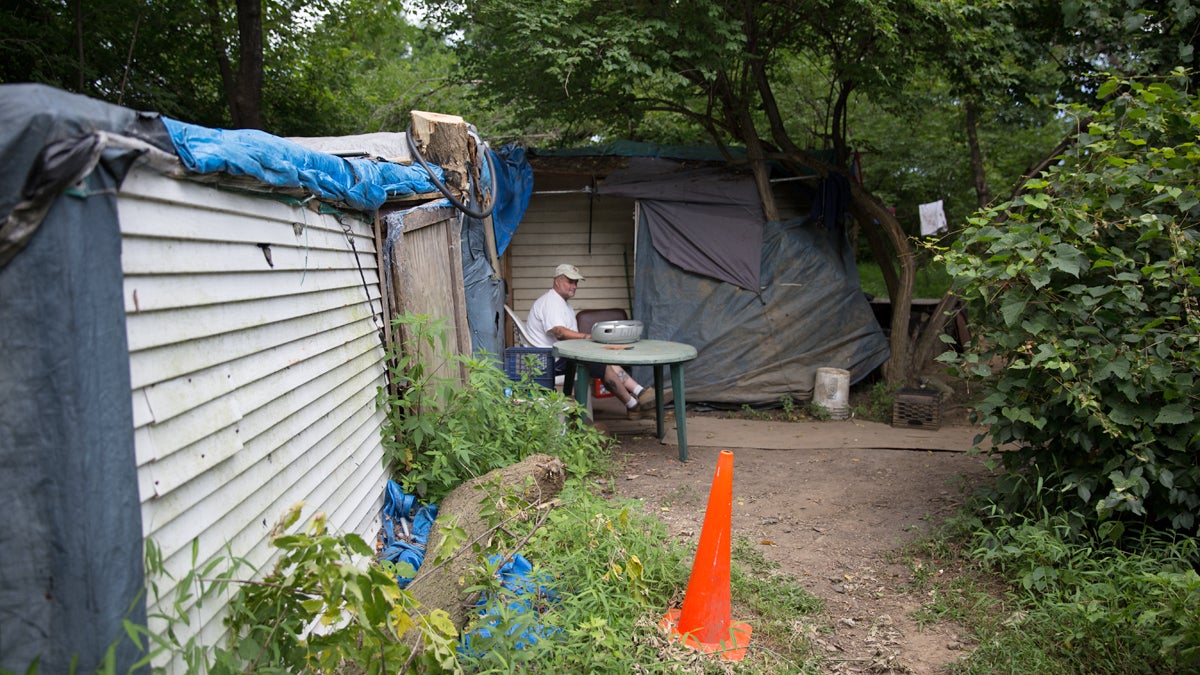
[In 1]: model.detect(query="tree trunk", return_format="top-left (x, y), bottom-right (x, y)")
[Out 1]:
top-left (405, 454), bottom-right (567, 637)
top-left (204, 0), bottom-right (238, 124)
top-left (740, 111), bottom-right (779, 222)
top-left (848, 187), bottom-right (917, 386)
top-left (965, 100), bottom-right (990, 208)
top-left (910, 292), bottom-right (964, 371)
top-left (861, 216), bottom-right (900, 301)
top-left (233, 0), bottom-right (263, 129)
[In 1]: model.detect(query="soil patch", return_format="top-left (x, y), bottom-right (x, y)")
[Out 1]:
top-left (592, 394), bottom-right (994, 673)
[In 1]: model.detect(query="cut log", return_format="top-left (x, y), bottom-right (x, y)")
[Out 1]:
top-left (409, 110), bottom-right (469, 201)
top-left (406, 453), bottom-right (567, 635)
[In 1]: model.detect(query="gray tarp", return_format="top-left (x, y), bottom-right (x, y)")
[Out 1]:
top-left (623, 166), bottom-right (889, 405)
top-left (0, 85), bottom-right (160, 673)
top-left (599, 158), bottom-right (763, 292)
top-left (462, 208), bottom-right (504, 363)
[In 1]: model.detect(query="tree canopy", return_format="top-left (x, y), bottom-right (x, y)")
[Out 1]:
top-left (5, 0), bottom-right (1199, 389)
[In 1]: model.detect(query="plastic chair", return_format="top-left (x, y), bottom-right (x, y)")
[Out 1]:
top-left (504, 304), bottom-right (537, 347)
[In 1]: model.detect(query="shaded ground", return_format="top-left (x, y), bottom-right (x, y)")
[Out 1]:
top-left (590, 394), bottom-right (995, 673)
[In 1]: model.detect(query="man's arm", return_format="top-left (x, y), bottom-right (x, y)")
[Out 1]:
top-left (548, 325), bottom-right (588, 340)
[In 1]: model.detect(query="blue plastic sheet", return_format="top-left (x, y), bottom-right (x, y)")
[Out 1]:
top-left (458, 554), bottom-right (560, 655)
top-left (378, 481), bottom-right (438, 587)
top-left (162, 118), bottom-right (444, 212)
top-left (488, 144), bottom-right (533, 256)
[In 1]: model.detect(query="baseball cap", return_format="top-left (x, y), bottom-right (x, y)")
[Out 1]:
top-left (555, 264), bottom-right (585, 281)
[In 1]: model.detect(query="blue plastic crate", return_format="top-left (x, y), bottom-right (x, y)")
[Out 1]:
top-left (503, 347), bottom-right (555, 390)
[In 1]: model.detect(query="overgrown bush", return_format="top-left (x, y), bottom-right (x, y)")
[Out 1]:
top-left (939, 71), bottom-right (1200, 535)
top-left (378, 313), bottom-right (610, 501)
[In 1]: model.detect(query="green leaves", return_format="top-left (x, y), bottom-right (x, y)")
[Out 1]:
top-left (941, 73), bottom-right (1200, 536)
top-left (378, 313), bottom-right (610, 503)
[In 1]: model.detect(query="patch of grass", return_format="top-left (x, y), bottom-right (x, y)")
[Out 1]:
top-left (849, 380), bottom-right (894, 423)
top-left (905, 507), bottom-right (1200, 675)
top-left (459, 489), bottom-right (826, 673)
top-left (730, 538), bottom-right (826, 671)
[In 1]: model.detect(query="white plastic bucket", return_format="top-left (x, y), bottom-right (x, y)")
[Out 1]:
top-left (813, 367), bottom-right (850, 420)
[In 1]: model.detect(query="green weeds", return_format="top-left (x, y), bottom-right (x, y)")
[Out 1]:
top-left (903, 504), bottom-right (1200, 674)
top-left (379, 313), bottom-right (611, 501)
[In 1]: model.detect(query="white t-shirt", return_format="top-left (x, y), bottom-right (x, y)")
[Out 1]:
top-left (525, 288), bottom-right (576, 348)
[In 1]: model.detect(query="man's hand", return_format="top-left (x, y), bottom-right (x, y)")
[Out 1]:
top-left (550, 326), bottom-right (587, 340)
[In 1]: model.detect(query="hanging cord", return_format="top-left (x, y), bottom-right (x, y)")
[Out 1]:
top-left (339, 217), bottom-right (382, 333)
top-left (405, 125), bottom-right (497, 219)
top-left (297, 195), bottom-right (314, 287)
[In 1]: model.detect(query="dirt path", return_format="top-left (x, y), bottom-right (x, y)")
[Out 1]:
top-left (596, 403), bottom-right (994, 673)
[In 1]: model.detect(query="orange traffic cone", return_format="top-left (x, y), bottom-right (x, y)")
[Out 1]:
top-left (659, 449), bottom-right (752, 661)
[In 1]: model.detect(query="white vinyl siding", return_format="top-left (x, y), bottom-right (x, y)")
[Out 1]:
top-left (509, 192), bottom-right (636, 318)
top-left (118, 167), bottom-right (390, 669)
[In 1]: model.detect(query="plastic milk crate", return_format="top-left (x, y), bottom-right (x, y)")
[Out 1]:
top-left (503, 347), bottom-right (555, 390)
top-left (892, 388), bottom-right (942, 430)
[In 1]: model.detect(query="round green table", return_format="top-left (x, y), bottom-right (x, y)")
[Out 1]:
top-left (552, 338), bottom-right (698, 461)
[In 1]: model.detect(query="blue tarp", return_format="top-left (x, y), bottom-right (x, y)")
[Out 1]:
top-left (488, 144), bottom-right (533, 256)
top-left (375, 483), bottom-right (559, 654)
top-left (458, 554), bottom-right (560, 656)
top-left (378, 481), bottom-right (438, 587)
top-left (162, 118), bottom-right (445, 212)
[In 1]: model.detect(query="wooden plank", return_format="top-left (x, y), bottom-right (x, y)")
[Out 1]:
top-left (388, 209), bottom-right (470, 382)
top-left (397, 205), bottom-right (457, 233)
top-left (481, 215), bottom-right (500, 277)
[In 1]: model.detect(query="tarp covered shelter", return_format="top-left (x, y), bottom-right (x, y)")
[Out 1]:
top-left (593, 157), bottom-right (889, 405)
top-left (0, 84), bottom-right (522, 673)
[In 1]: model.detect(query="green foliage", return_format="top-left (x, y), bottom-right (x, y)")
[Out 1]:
top-left (222, 505), bottom-right (460, 674)
top-left (461, 486), bottom-right (683, 672)
top-left (939, 72), bottom-right (1200, 534)
top-left (378, 313), bottom-right (610, 502)
top-left (458, 485), bottom-right (822, 673)
top-left (0, 0), bottom-right (485, 137)
top-left (849, 381), bottom-right (896, 424)
top-left (962, 510), bottom-right (1200, 673)
top-left (132, 505), bottom-right (462, 674)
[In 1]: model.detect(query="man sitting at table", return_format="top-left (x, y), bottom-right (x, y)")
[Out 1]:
top-left (526, 263), bottom-right (655, 418)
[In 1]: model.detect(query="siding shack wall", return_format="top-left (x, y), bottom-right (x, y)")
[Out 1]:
top-left (119, 167), bottom-right (390, 667)
top-left (509, 180), bottom-right (636, 320)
